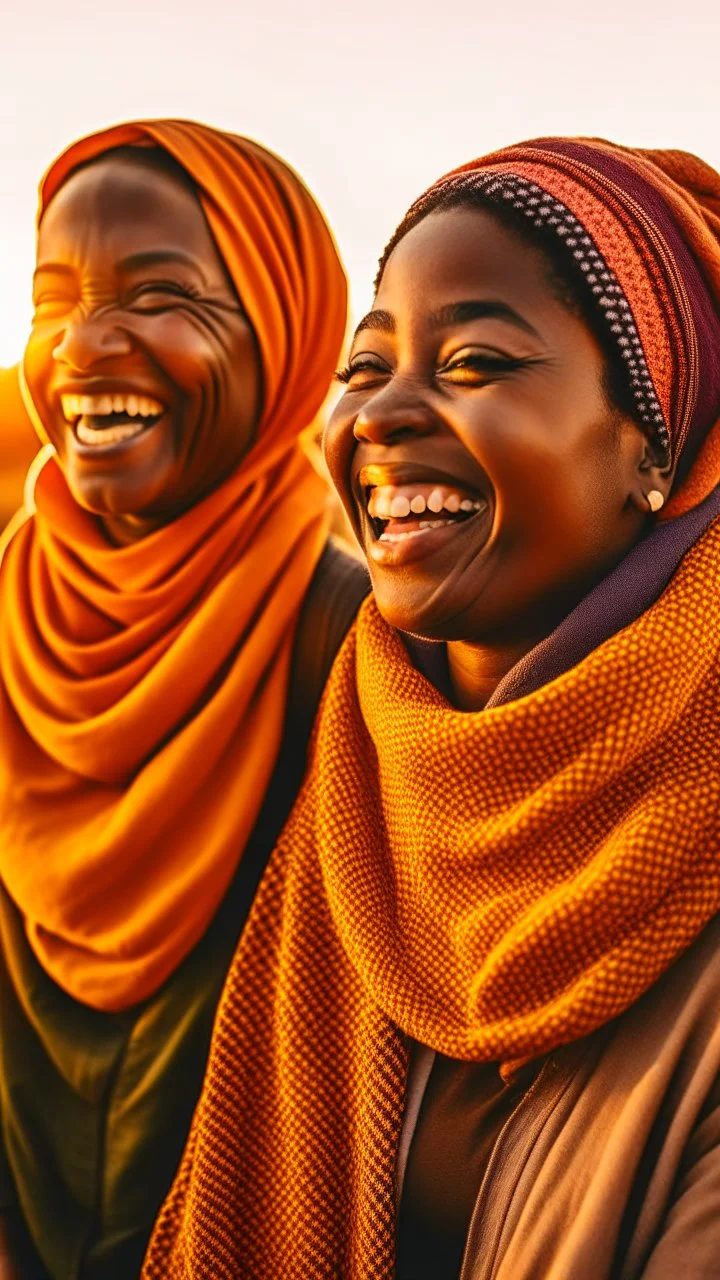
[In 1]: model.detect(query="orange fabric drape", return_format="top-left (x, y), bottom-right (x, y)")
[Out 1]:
top-left (0, 365), bottom-right (39, 530)
top-left (0, 119), bottom-right (347, 1012)
top-left (144, 518), bottom-right (720, 1279)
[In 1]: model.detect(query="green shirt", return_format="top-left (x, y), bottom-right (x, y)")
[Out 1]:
top-left (0, 539), bottom-right (369, 1279)
top-left (0, 778), bottom-right (281, 1279)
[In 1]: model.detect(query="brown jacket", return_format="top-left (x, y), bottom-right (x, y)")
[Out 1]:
top-left (400, 914), bottom-right (720, 1279)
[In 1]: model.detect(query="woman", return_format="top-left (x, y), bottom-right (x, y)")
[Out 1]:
top-left (143, 138), bottom-right (720, 1279)
top-left (0, 120), bottom-right (367, 1278)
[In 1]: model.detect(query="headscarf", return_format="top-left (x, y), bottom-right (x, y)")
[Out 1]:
top-left (0, 119), bottom-right (347, 1012)
top-left (142, 139), bottom-right (720, 1278)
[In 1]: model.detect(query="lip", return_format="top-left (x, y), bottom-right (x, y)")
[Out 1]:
top-left (53, 377), bottom-right (171, 455)
top-left (71, 423), bottom-right (165, 458)
top-left (54, 377), bottom-right (170, 401)
top-left (356, 461), bottom-right (488, 500)
top-left (366, 502), bottom-right (493, 567)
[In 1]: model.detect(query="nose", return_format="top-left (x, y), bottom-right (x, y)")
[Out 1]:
top-left (52, 309), bottom-right (133, 371)
top-left (353, 380), bottom-right (436, 446)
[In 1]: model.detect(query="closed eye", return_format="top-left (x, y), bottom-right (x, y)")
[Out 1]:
top-left (128, 281), bottom-right (203, 310)
top-left (335, 357), bottom-right (391, 388)
top-left (437, 353), bottom-right (538, 384)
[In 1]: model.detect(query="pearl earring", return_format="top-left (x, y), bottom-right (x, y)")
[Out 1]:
top-left (646, 490), bottom-right (665, 513)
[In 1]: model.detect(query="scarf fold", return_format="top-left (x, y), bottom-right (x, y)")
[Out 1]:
top-left (142, 135), bottom-right (720, 1279)
top-left (0, 119), bottom-right (347, 1011)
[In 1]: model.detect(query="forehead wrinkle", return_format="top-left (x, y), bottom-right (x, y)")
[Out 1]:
top-left (33, 262), bottom-right (75, 281)
top-left (117, 250), bottom-right (202, 273)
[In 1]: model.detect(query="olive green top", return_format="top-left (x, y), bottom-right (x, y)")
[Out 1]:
top-left (0, 866), bottom-right (248, 1278)
top-left (0, 542), bottom-right (369, 1279)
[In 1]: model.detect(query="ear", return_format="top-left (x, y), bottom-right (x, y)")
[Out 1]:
top-left (628, 433), bottom-right (677, 517)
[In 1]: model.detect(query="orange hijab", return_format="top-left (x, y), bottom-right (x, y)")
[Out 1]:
top-left (0, 119), bottom-right (347, 1012)
top-left (0, 365), bottom-right (37, 530)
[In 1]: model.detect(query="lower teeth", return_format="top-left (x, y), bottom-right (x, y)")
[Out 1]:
top-left (76, 418), bottom-right (149, 446)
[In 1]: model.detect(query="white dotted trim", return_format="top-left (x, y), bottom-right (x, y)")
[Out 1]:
top-left (433, 172), bottom-right (670, 455)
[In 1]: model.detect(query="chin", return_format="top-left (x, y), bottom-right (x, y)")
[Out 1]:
top-left (65, 471), bottom-right (174, 522)
top-left (370, 574), bottom-right (454, 640)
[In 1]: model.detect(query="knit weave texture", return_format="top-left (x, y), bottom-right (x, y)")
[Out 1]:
top-left (143, 516), bottom-right (720, 1279)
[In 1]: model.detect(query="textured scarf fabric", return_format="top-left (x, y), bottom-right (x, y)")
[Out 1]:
top-left (0, 119), bottom-right (347, 1012)
top-left (142, 138), bottom-right (720, 1277)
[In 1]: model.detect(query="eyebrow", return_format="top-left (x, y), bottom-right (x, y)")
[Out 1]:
top-left (352, 309), bottom-right (395, 341)
top-left (33, 250), bottom-right (202, 282)
top-left (428, 300), bottom-right (541, 338)
top-left (351, 299), bottom-right (540, 344)
top-left (115, 250), bottom-right (203, 274)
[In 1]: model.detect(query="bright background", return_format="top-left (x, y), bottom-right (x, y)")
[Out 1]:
top-left (1, 0), bottom-right (720, 367)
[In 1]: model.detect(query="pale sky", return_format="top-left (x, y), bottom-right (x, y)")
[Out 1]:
top-left (1, 0), bottom-right (719, 367)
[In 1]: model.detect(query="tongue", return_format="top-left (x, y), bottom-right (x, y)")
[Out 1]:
top-left (87, 412), bottom-right (147, 429)
top-left (384, 512), bottom-right (459, 534)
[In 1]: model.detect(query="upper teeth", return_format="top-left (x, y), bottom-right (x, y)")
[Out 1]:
top-left (61, 393), bottom-right (165, 423)
top-left (368, 485), bottom-right (482, 519)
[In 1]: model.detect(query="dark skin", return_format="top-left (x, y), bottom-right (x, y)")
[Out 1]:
top-left (325, 207), bottom-right (675, 710)
top-left (24, 151), bottom-right (262, 545)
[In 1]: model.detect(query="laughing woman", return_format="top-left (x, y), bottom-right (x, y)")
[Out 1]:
top-left (0, 121), bottom-right (367, 1279)
top-left (144, 138), bottom-right (720, 1280)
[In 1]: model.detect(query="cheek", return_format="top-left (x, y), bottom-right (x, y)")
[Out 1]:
top-left (24, 326), bottom-right (58, 398)
top-left (23, 328), bottom-right (65, 444)
top-left (133, 314), bottom-right (223, 393)
top-left (454, 387), bottom-right (613, 520)
top-left (151, 316), bottom-right (259, 424)
top-left (323, 401), bottom-right (357, 501)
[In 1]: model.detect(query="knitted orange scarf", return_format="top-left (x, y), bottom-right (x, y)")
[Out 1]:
top-left (144, 514), bottom-right (720, 1278)
top-left (0, 120), bottom-right (346, 1012)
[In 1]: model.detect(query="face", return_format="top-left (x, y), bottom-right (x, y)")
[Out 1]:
top-left (25, 152), bottom-right (262, 536)
top-left (325, 206), bottom-right (656, 643)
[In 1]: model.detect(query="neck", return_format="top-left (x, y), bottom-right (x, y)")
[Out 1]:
top-left (447, 634), bottom-right (541, 711)
top-left (101, 512), bottom-right (169, 546)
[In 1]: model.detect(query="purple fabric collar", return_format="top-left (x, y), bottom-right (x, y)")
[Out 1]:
top-left (404, 485), bottom-right (720, 708)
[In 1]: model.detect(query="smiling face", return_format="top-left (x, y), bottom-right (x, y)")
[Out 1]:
top-left (24, 149), bottom-right (262, 540)
top-left (325, 206), bottom-right (668, 645)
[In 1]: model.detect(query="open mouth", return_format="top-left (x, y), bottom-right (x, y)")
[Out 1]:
top-left (61, 393), bottom-right (167, 447)
top-left (356, 463), bottom-right (492, 567)
top-left (366, 482), bottom-right (485, 543)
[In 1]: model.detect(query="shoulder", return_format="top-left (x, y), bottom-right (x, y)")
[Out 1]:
top-left (293, 537), bottom-right (370, 678)
top-left (589, 914), bottom-right (720, 1093)
top-left (287, 538), bottom-right (370, 742)
top-left (305, 536), bottom-right (370, 616)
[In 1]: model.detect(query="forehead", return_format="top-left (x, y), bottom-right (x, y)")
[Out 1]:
top-left (375, 206), bottom-right (554, 315)
top-left (37, 155), bottom-right (217, 266)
